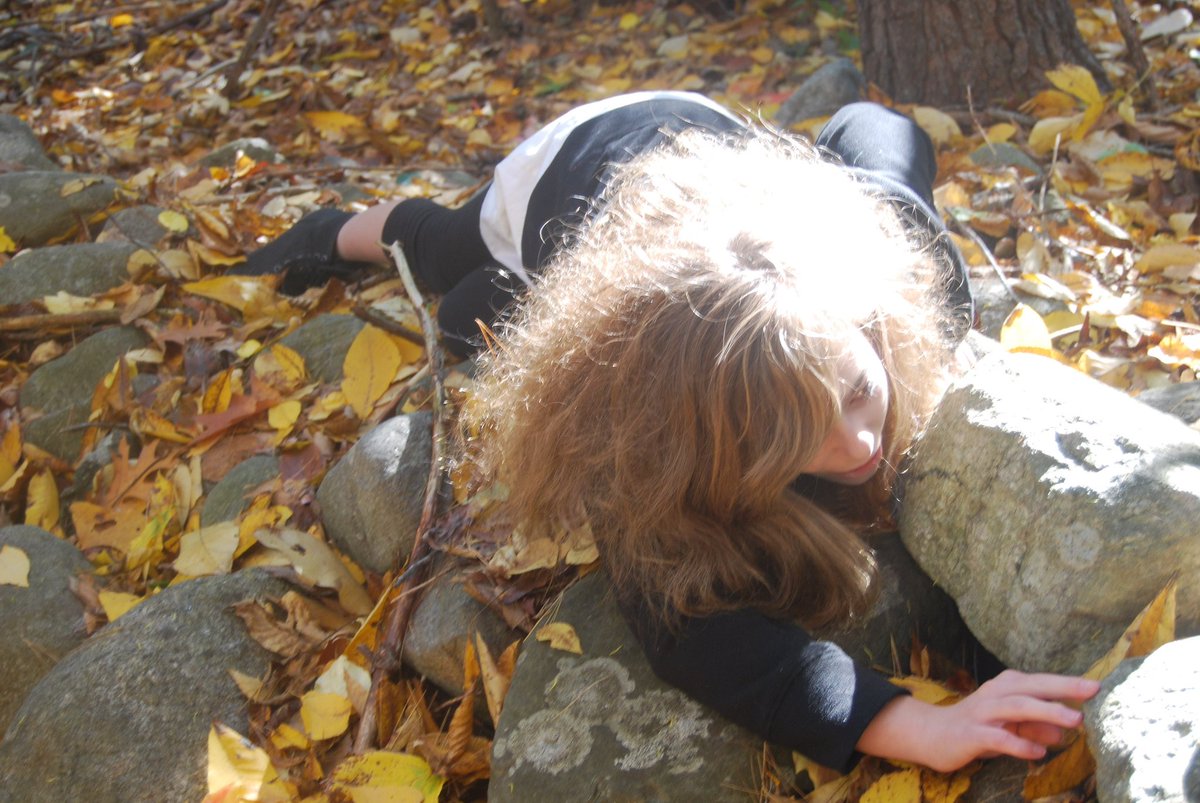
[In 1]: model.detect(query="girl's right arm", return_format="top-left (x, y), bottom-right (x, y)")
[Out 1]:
top-left (856, 670), bottom-right (1100, 773)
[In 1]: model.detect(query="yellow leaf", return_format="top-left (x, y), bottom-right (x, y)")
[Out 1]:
top-left (1028, 115), bottom-right (1081, 155)
top-left (174, 522), bottom-right (239, 576)
top-left (1046, 64), bottom-right (1104, 108)
top-left (183, 275), bottom-right (277, 318)
top-left (619, 12), bottom-right (639, 29)
top-left (1000, 304), bottom-right (1052, 352)
top-left (126, 509), bottom-right (172, 571)
top-left (1023, 736), bottom-right (1095, 799)
top-left (157, 210), bottom-right (189, 233)
top-left (42, 291), bottom-right (108, 315)
top-left (270, 343), bottom-right (307, 383)
top-left (342, 582), bottom-right (400, 669)
top-left (341, 325), bottom-right (403, 419)
top-left (268, 400), bottom-right (302, 444)
top-left (129, 408), bottom-right (192, 444)
top-left (911, 106), bottom-right (961, 147)
top-left (0, 545), bottom-right (31, 587)
top-left (25, 469), bottom-right (59, 532)
top-left (99, 590), bottom-right (143, 621)
top-left (861, 768), bottom-right (921, 803)
top-left (922, 768), bottom-right (973, 803)
top-left (203, 369), bottom-right (236, 414)
top-left (985, 123), bottom-right (1016, 143)
top-left (328, 752), bottom-right (445, 803)
top-left (60, 176), bottom-right (103, 197)
top-left (0, 226), bottom-right (17, 253)
top-left (207, 723), bottom-right (294, 802)
top-left (315, 655), bottom-right (372, 715)
top-left (1085, 577), bottom-right (1176, 681)
top-left (1134, 243), bottom-right (1200, 274)
top-left (300, 690), bottom-right (353, 740)
top-left (254, 527), bottom-right (373, 615)
top-left (536, 621), bottom-right (582, 654)
top-left (889, 676), bottom-right (959, 705)
top-left (305, 111), bottom-right (366, 143)
top-left (158, 248), bottom-right (200, 281)
top-left (269, 722), bottom-right (310, 751)
top-left (110, 13), bottom-right (134, 27)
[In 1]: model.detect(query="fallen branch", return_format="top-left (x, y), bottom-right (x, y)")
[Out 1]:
top-left (0, 308), bottom-right (122, 332)
top-left (222, 0), bottom-right (283, 99)
top-left (353, 240), bottom-right (448, 754)
top-left (350, 302), bottom-right (425, 348)
top-left (1109, 0), bottom-right (1160, 110)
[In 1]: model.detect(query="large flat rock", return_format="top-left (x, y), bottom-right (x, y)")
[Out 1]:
top-left (901, 350), bottom-right (1200, 674)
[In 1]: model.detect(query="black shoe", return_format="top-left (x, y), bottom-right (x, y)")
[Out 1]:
top-left (234, 208), bottom-right (373, 294)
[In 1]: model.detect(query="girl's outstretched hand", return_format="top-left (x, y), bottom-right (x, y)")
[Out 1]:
top-left (856, 669), bottom-right (1101, 773)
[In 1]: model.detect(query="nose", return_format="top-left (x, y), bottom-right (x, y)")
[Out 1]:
top-left (833, 413), bottom-right (877, 464)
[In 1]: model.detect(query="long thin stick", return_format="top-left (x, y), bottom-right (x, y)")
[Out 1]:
top-left (1109, 0), bottom-right (1160, 109)
top-left (222, 0), bottom-right (283, 99)
top-left (352, 241), bottom-right (447, 753)
top-left (0, 308), bottom-right (122, 332)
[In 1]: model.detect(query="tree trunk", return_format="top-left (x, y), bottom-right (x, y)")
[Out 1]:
top-left (858, 0), bottom-right (1109, 107)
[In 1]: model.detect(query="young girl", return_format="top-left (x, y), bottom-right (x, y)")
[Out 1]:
top-left (243, 92), bottom-right (1096, 770)
top-left (237, 92), bottom-right (973, 355)
top-left (456, 113), bottom-right (1098, 773)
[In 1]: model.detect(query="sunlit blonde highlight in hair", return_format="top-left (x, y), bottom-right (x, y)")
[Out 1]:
top-left (465, 127), bottom-right (953, 629)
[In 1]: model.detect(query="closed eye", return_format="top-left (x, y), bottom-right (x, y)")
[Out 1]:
top-left (845, 371), bottom-right (876, 406)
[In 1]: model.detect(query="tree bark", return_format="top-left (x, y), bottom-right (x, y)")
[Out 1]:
top-left (858, 0), bottom-right (1109, 107)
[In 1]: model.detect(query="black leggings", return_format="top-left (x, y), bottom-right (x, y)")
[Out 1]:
top-left (383, 102), bottom-right (972, 357)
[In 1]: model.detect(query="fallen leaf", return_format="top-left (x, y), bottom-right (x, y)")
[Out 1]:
top-left (174, 522), bottom-right (239, 576)
top-left (99, 589), bottom-right (143, 621)
top-left (314, 655), bottom-right (372, 715)
top-left (25, 469), bottom-right (60, 532)
top-left (474, 632), bottom-right (511, 727)
top-left (300, 690), bottom-right (353, 740)
top-left (912, 106), bottom-right (961, 146)
top-left (536, 621), bottom-right (582, 654)
top-left (253, 527), bottom-right (373, 615)
top-left (0, 226), bottom-right (15, 253)
top-left (861, 768), bottom-right (921, 803)
top-left (0, 545), bottom-right (31, 587)
top-left (342, 325), bottom-right (403, 420)
top-left (1000, 303), bottom-right (1054, 353)
top-left (888, 676), bottom-right (959, 705)
top-left (1023, 736), bottom-right (1095, 799)
top-left (158, 210), bottom-right (190, 233)
top-left (305, 111), bottom-right (366, 143)
top-left (205, 723), bottom-right (294, 803)
top-left (327, 752), bottom-right (445, 803)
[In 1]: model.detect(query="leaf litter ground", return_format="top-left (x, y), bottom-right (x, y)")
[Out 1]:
top-left (1, 1), bottom-right (1197, 800)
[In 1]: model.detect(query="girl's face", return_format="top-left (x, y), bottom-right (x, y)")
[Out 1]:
top-left (800, 330), bottom-right (889, 486)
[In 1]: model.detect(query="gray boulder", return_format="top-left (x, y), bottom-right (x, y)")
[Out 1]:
top-left (491, 571), bottom-right (761, 802)
top-left (1085, 637), bottom-right (1200, 803)
top-left (0, 115), bottom-right (57, 170)
top-left (0, 242), bottom-right (138, 306)
top-left (200, 453), bottom-right (280, 526)
top-left (1137, 381), bottom-right (1200, 426)
top-left (900, 350), bottom-right (1200, 674)
top-left (0, 570), bottom-right (291, 803)
top-left (97, 205), bottom-right (172, 247)
top-left (776, 58), bottom-right (865, 127)
top-left (402, 558), bottom-right (520, 697)
top-left (0, 526), bottom-right (91, 733)
top-left (970, 142), bottom-right (1043, 174)
top-left (317, 412), bottom-right (429, 573)
top-left (492, 545), bottom-right (961, 802)
top-left (279, 313), bottom-right (365, 384)
top-left (0, 171), bottom-right (117, 247)
top-left (20, 327), bottom-right (150, 462)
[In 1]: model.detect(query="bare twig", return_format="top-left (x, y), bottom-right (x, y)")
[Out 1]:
top-left (222, 0), bottom-right (283, 99)
top-left (0, 308), bottom-right (122, 332)
top-left (68, 0), bottom-right (232, 59)
top-left (350, 302), bottom-right (425, 348)
top-left (1109, 0), bottom-right (1160, 109)
top-left (353, 241), bottom-right (448, 753)
top-left (948, 217), bottom-right (1021, 305)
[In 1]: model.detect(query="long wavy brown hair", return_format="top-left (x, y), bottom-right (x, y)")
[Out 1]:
top-left (464, 127), bottom-right (955, 630)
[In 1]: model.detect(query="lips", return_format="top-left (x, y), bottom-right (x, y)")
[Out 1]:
top-left (843, 447), bottom-right (883, 479)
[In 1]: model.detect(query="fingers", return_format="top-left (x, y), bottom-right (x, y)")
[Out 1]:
top-left (1013, 721), bottom-right (1067, 747)
top-left (988, 669), bottom-right (1101, 702)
